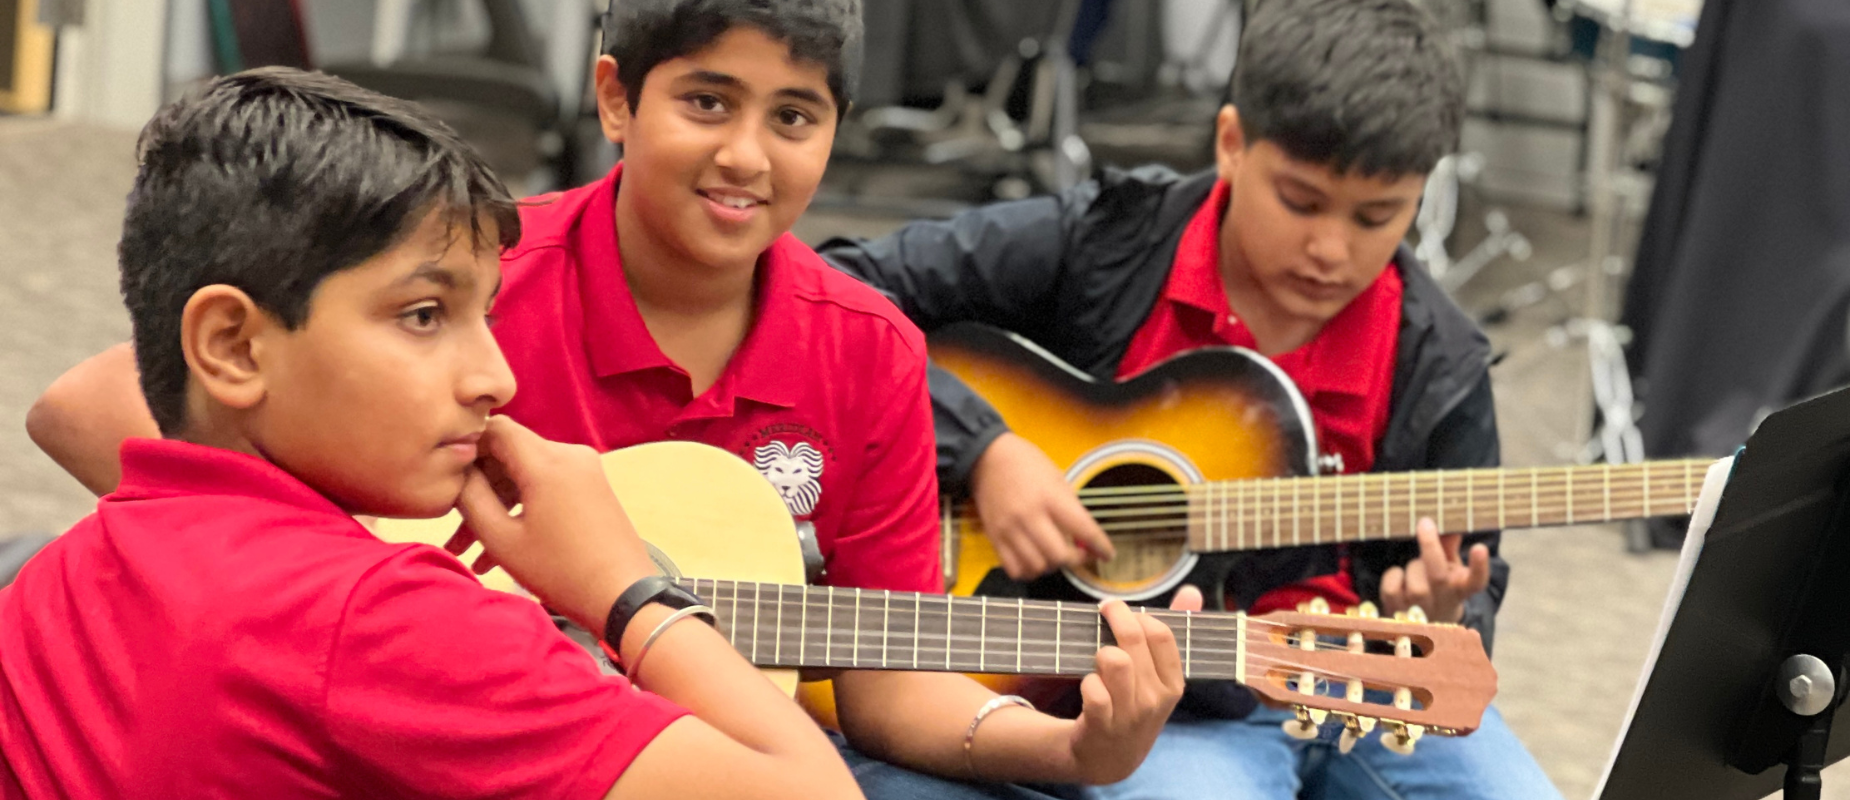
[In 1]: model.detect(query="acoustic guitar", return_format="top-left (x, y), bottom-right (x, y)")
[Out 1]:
top-left (373, 440), bottom-right (1498, 754)
top-left (929, 323), bottom-right (1711, 603)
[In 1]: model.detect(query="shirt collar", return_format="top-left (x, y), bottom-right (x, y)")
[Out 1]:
top-left (1163, 179), bottom-right (1236, 319)
top-left (110, 438), bottom-right (361, 524)
top-left (572, 162), bottom-right (801, 410)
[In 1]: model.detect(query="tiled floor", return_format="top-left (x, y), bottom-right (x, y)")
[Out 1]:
top-left (1, 116), bottom-right (1839, 799)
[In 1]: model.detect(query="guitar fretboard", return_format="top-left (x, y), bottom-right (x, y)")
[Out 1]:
top-left (1177, 459), bottom-right (1710, 552)
top-left (683, 578), bottom-right (1247, 681)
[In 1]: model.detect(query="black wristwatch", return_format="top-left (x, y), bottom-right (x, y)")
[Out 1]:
top-left (604, 575), bottom-right (709, 646)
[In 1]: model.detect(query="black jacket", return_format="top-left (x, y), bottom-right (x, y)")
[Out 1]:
top-left (819, 165), bottom-right (1508, 656)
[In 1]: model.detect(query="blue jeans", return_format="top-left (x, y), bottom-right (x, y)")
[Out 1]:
top-left (828, 730), bottom-right (1090, 800)
top-left (1089, 703), bottom-right (1563, 800)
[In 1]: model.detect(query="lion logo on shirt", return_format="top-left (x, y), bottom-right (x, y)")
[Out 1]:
top-left (752, 440), bottom-right (825, 517)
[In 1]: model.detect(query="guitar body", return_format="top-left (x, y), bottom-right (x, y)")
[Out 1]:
top-left (931, 323), bottom-right (1318, 605)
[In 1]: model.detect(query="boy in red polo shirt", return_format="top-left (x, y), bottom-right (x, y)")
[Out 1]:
top-left (821, 0), bottom-right (1563, 798)
top-left (24, 3), bottom-right (1192, 798)
top-left (0, 68), bottom-right (865, 799)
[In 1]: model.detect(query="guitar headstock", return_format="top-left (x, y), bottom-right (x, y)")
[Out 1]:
top-left (1242, 600), bottom-right (1496, 755)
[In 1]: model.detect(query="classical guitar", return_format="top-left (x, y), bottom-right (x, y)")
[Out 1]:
top-left (373, 440), bottom-right (1497, 753)
top-left (929, 323), bottom-right (1712, 603)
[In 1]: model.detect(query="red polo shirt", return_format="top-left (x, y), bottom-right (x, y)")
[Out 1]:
top-left (0, 439), bottom-right (684, 798)
top-left (493, 164), bottom-right (940, 594)
top-left (1117, 180), bottom-right (1403, 614)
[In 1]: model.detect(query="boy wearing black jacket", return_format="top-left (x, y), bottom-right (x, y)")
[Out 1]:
top-left (821, 0), bottom-right (1561, 797)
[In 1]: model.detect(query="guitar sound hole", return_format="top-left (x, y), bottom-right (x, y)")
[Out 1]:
top-left (1080, 464), bottom-right (1188, 586)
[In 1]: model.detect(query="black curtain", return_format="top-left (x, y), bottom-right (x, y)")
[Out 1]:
top-left (1622, 0), bottom-right (1850, 460)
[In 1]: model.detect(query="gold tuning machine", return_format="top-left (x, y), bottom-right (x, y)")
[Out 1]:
top-left (1382, 721), bottom-right (1425, 756)
top-left (1406, 605), bottom-right (1428, 624)
top-left (1356, 601), bottom-right (1379, 618)
top-left (1338, 713), bottom-right (1376, 754)
top-left (1282, 706), bottom-right (1320, 741)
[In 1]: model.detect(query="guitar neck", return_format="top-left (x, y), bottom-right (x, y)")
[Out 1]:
top-left (1181, 459), bottom-right (1712, 553)
top-left (682, 578), bottom-right (1247, 681)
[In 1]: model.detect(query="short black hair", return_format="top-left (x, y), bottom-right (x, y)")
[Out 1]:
top-left (120, 67), bottom-right (520, 436)
top-left (1229, 0), bottom-right (1464, 177)
top-left (601, 0), bottom-right (862, 111)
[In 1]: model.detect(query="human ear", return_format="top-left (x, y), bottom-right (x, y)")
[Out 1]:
top-left (1213, 105), bottom-right (1247, 184)
top-left (178, 285), bottom-right (273, 412)
top-left (594, 56), bottom-right (631, 146)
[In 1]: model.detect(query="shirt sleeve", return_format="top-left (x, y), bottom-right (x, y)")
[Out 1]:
top-left (323, 546), bottom-right (688, 799)
top-left (823, 336), bottom-right (943, 594)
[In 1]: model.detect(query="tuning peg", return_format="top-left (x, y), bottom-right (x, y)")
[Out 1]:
top-left (1406, 606), bottom-right (1428, 624)
top-left (1391, 611), bottom-right (1406, 621)
top-left (1338, 717), bottom-right (1363, 754)
top-left (1306, 708), bottom-right (1328, 725)
top-left (1382, 721), bottom-right (1424, 756)
top-left (1307, 597), bottom-right (1331, 615)
top-left (1282, 707), bottom-right (1320, 740)
top-left (1357, 601), bottom-right (1379, 618)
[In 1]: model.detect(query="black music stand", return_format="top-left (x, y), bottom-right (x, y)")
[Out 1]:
top-left (1596, 384), bottom-right (1850, 800)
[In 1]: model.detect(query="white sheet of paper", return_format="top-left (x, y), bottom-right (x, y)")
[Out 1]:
top-left (1589, 455), bottom-right (1736, 800)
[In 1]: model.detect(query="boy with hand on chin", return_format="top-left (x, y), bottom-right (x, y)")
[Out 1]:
top-left (822, 0), bottom-right (1563, 797)
top-left (25, 3), bottom-right (1193, 798)
top-left (0, 68), bottom-right (862, 799)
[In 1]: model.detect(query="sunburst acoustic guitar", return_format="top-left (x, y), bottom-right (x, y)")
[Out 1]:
top-left (928, 323), bottom-right (1712, 604)
top-left (373, 441), bottom-right (1498, 755)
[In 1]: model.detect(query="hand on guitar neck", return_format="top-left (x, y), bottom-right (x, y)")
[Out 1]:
top-left (969, 432), bottom-right (1117, 579)
top-left (1378, 519), bottom-right (1493, 624)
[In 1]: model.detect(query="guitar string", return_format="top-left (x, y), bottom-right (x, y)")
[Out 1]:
top-left (1060, 460), bottom-right (1711, 501)
top-left (689, 581), bottom-right (1429, 652)
top-left (943, 486), bottom-right (1694, 535)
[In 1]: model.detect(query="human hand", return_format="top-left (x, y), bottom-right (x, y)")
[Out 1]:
top-left (1064, 588), bottom-right (1196, 784)
top-left (969, 432), bottom-right (1116, 580)
top-left (445, 416), bottom-right (658, 631)
top-left (1378, 518), bottom-right (1492, 623)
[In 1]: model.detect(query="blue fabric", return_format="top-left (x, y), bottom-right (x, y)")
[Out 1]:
top-left (1088, 703), bottom-right (1563, 800)
top-left (828, 729), bottom-right (1088, 800)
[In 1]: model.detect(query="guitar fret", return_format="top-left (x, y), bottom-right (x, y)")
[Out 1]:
top-left (1313, 478), bottom-right (1321, 545)
top-left (825, 586), bottom-right (835, 667)
top-left (1184, 611), bottom-right (1193, 679)
top-left (1237, 479), bottom-right (1246, 550)
top-left (1498, 469), bottom-right (1506, 529)
top-left (1016, 600), bottom-right (1025, 673)
top-left (979, 596), bottom-right (988, 673)
top-left (912, 593), bottom-right (921, 669)
top-left (852, 588), bottom-right (863, 667)
top-left (1530, 469), bottom-right (1539, 526)
top-left (751, 582), bottom-right (762, 663)
top-left (775, 584), bottom-right (784, 664)
top-left (1437, 470), bottom-right (1445, 531)
top-left (1407, 471), bottom-right (1415, 536)
top-left (1334, 473), bottom-right (1343, 542)
top-left (1292, 478), bottom-right (1301, 546)
top-left (1566, 467), bottom-right (1575, 524)
top-left (1273, 479), bottom-right (1282, 547)
top-left (1604, 463), bottom-right (1612, 520)
top-left (882, 589), bottom-right (891, 668)
top-left (1058, 607), bottom-right (1073, 674)
top-left (944, 596), bottom-right (954, 670)
top-left (1465, 469), bottom-right (1474, 532)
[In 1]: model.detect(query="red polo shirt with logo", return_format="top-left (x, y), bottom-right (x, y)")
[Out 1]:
top-left (0, 439), bottom-right (685, 798)
top-left (492, 164), bottom-right (941, 594)
top-left (1117, 180), bottom-right (1403, 615)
